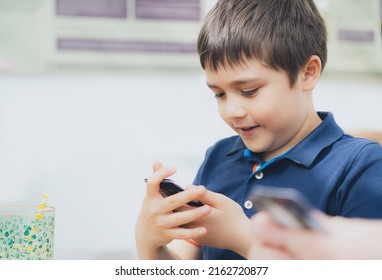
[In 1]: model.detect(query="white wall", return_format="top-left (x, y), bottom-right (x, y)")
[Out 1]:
top-left (0, 71), bottom-right (381, 259)
top-left (314, 74), bottom-right (382, 130)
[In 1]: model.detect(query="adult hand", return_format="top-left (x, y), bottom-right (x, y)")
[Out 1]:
top-left (249, 211), bottom-right (382, 259)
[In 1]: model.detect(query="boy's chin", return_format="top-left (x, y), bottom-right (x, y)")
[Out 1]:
top-left (242, 141), bottom-right (266, 154)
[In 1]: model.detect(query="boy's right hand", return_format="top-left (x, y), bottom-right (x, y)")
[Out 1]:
top-left (135, 161), bottom-right (211, 259)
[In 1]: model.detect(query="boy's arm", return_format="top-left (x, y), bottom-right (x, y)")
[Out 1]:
top-left (136, 240), bottom-right (201, 260)
top-left (166, 240), bottom-right (202, 259)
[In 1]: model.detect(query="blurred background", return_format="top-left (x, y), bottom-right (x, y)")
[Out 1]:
top-left (0, 0), bottom-right (381, 259)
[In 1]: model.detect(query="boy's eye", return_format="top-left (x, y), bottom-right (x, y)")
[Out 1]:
top-left (214, 92), bottom-right (226, 99)
top-left (241, 88), bottom-right (258, 96)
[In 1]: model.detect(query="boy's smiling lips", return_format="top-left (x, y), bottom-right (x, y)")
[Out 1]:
top-left (236, 125), bottom-right (260, 136)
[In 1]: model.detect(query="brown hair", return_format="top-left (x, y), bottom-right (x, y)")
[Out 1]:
top-left (198, 0), bottom-right (327, 85)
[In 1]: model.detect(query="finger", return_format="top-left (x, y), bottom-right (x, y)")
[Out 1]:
top-left (161, 185), bottom-right (207, 212)
top-left (163, 226), bottom-right (207, 240)
top-left (197, 188), bottom-right (225, 207)
top-left (160, 204), bottom-right (211, 229)
top-left (252, 212), bottom-right (329, 259)
top-left (251, 211), bottom-right (276, 229)
top-left (251, 212), bottom-right (295, 248)
top-left (146, 162), bottom-right (177, 197)
top-left (281, 227), bottom-right (328, 259)
top-left (251, 212), bottom-right (281, 239)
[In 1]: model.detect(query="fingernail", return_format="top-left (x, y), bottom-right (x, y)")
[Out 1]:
top-left (196, 227), bottom-right (207, 235)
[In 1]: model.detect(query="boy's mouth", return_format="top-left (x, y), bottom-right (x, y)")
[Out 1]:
top-left (242, 126), bottom-right (256, 131)
top-left (238, 125), bottom-right (259, 135)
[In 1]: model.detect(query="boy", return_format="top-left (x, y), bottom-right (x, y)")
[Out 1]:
top-left (135, 0), bottom-right (382, 260)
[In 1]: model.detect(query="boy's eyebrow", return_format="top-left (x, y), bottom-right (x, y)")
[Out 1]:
top-left (207, 78), bottom-right (263, 89)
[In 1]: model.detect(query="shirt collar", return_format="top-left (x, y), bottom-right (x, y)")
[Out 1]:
top-left (284, 112), bottom-right (343, 167)
top-left (225, 136), bottom-right (246, 157)
top-left (225, 112), bottom-right (344, 167)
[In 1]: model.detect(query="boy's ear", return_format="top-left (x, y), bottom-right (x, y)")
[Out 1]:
top-left (302, 55), bottom-right (322, 92)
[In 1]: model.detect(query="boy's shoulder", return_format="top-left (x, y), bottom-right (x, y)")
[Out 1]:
top-left (327, 133), bottom-right (382, 165)
top-left (339, 133), bottom-right (382, 150)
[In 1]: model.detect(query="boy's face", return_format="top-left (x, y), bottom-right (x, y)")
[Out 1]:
top-left (205, 58), bottom-right (317, 161)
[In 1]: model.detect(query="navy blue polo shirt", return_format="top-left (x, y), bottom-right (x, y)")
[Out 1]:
top-left (193, 112), bottom-right (382, 260)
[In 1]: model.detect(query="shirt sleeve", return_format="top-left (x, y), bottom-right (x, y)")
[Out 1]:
top-left (337, 142), bottom-right (382, 218)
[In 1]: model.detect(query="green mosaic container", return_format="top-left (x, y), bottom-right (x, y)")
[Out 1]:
top-left (0, 206), bottom-right (55, 260)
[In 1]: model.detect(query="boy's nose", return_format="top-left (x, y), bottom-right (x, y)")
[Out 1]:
top-left (224, 97), bottom-right (247, 119)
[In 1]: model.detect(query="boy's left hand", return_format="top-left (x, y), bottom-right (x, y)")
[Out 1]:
top-left (181, 189), bottom-right (255, 258)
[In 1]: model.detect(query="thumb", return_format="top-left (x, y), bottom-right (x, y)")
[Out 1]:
top-left (198, 189), bottom-right (224, 207)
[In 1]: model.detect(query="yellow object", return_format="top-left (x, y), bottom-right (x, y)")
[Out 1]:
top-left (36, 193), bottom-right (49, 220)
